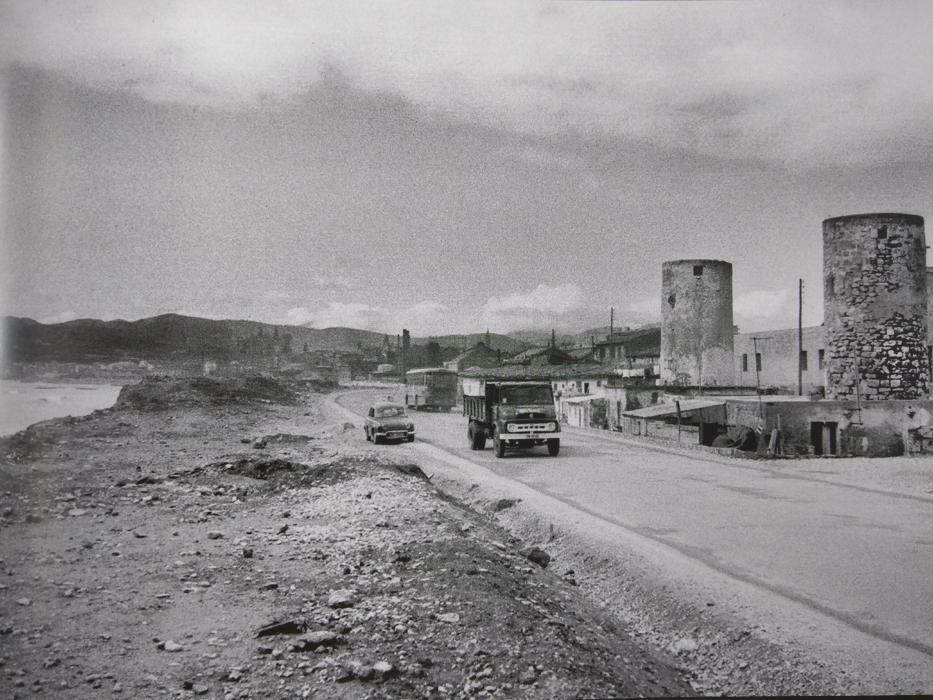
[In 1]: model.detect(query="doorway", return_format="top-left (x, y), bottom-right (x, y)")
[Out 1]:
top-left (810, 421), bottom-right (838, 456)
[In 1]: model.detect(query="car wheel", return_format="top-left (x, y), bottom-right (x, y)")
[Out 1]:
top-left (373, 433), bottom-right (382, 445)
top-left (407, 434), bottom-right (415, 443)
top-left (547, 439), bottom-right (560, 457)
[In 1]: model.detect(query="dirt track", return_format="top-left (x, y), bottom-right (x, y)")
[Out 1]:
top-left (0, 377), bottom-right (690, 698)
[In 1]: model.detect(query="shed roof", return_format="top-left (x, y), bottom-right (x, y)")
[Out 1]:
top-left (621, 399), bottom-right (725, 419)
top-left (461, 363), bottom-right (617, 380)
top-left (562, 395), bottom-right (603, 405)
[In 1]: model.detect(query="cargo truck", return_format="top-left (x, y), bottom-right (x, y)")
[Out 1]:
top-left (462, 377), bottom-right (560, 457)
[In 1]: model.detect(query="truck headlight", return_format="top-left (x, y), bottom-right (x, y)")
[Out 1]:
top-left (507, 423), bottom-right (521, 433)
top-left (545, 422), bottom-right (556, 432)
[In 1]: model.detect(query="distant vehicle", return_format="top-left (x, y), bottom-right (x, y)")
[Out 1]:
top-left (364, 401), bottom-right (415, 444)
top-left (404, 368), bottom-right (457, 412)
top-left (462, 377), bottom-right (560, 458)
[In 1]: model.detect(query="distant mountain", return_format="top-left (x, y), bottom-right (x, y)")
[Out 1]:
top-left (504, 322), bottom-right (661, 349)
top-left (1, 314), bottom-right (391, 364)
top-left (1, 314), bottom-right (530, 365)
top-left (419, 333), bottom-right (527, 354)
top-left (574, 322), bottom-right (661, 345)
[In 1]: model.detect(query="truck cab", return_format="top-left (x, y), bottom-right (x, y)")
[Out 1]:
top-left (462, 378), bottom-right (560, 457)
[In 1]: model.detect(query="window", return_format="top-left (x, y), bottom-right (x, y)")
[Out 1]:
top-left (877, 225), bottom-right (887, 239)
top-left (800, 350), bottom-right (808, 371)
top-left (584, 382), bottom-right (590, 393)
top-left (693, 265), bottom-right (704, 276)
top-left (818, 349), bottom-right (825, 369)
top-left (741, 353), bottom-right (748, 372)
top-left (755, 353), bottom-right (762, 371)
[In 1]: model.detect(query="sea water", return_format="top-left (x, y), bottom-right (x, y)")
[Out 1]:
top-left (0, 380), bottom-right (122, 436)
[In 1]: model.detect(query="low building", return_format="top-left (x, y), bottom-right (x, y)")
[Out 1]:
top-left (504, 345), bottom-right (576, 365)
top-left (733, 326), bottom-right (826, 395)
top-left (444, 343), bottom-right (500, 372)
top-left (560, 395), bottom-right (608, 429)
top-left (593, 327), bottom-right (661, 368)
top-left (619, 398), bottom-right (729, 445)
top-left (613, 387), bottom-right (933, 457)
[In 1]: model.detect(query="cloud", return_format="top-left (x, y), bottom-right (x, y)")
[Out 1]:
top-left (733, 288), bottom-right (794, 331)
top-left (480, 283), bottom-right (587, 332)
top-left (496, 143), bottom-right (587, 170)
top-left (3, 1), bottom-right (933, 164)
top-left (282, 284), bottom-right (597, 335)
top-left (286, 300), bottom-right (450, 334)
top-left (624, 297), bottom-right (660, 324)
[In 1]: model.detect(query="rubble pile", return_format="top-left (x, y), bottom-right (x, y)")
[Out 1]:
top-left (0, 380), bottom-right (690, 698)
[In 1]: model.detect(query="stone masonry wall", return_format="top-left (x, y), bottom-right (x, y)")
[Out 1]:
top-left (660, 259), bottom-right (735, 386)
top-left (823, 213), bottom-right (929, 400)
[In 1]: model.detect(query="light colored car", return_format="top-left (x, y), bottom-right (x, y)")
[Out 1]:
top-left (364, 401), bottom-right (415, 444)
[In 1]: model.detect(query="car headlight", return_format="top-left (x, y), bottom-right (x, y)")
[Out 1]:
top-left (546, 422), bottom-right (556, 432)
top-left (407, 423), bottom-right (414, 430)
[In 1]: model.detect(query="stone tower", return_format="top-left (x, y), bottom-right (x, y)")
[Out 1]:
top-left (823, 213), bottom-right (929, 400)
top-left (660, 259), bottom-right (735, 386)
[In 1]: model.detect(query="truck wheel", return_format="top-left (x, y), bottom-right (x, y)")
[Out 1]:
top-left (494, 434), bottom-right (506, 458)
top-left (547, 439), bottom-right (560, 457)
top-left (469, 424), bottom-right (484, 450)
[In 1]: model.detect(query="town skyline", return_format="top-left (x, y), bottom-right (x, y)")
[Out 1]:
top-left (3, 1), bottom-right (933, 336)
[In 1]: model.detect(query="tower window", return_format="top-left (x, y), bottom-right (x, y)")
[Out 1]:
top-left (818, 349), bottom-right (825, 369)
top-left (877, 225), bottom-right (887, 239)
top-left (693, 265), bottom-right (704, 276)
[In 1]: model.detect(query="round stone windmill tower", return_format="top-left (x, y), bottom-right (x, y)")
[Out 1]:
top-left (823, 213), bottom-right (929, 400)
top-left (660, 259), bottom-right (735, 386)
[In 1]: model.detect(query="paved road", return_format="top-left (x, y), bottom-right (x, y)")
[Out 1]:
top-left (338, 389), bottom-right (933, 664)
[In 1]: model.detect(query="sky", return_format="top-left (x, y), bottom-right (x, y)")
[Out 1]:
top-left (2, 0), bottom-right (933, 337)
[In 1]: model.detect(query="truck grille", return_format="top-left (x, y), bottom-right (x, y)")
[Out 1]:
top-left (507, 423), bottom-right (553, 433)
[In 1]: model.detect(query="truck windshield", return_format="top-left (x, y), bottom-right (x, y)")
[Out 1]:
top-left (500, 385), bottom-right (552, 405)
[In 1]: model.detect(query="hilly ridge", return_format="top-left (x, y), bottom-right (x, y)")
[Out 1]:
top-left (1, 314), bottom-right (528, 364)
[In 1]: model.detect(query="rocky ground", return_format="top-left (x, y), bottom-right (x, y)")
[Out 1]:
top-left (0, 376), bottom-right (691, 699)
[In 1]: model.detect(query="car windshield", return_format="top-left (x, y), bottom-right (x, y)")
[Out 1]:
top-left (376, 406), bottom-right (405, 418)
top-left (500, 385), bottom-right (552, 405)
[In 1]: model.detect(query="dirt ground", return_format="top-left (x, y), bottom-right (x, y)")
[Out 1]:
top-left (0, 376), bottom-right (692, 699)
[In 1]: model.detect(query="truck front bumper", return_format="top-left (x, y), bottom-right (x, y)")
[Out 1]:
top-left (501, 431), bottom-right (560, 444)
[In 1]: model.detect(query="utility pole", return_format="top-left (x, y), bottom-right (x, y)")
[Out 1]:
top-left (751, 336), bottom-right (771, 421)
top-left (798, 279), bottom-right (804, 396)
